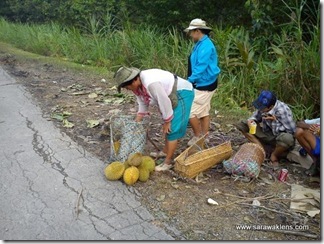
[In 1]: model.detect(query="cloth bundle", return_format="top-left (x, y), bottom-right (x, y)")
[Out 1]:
top-left (223, 158), bottom-right (260, 178)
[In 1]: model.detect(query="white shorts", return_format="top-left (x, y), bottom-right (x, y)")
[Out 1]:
top-left (190, 89), bottom-right (216, 119)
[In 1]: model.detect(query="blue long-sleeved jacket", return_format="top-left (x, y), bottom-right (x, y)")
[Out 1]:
top-left (188, 35), bottom-right (220, 88)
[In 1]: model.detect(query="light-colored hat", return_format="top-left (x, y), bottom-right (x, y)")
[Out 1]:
top-left (114, 66), bottom-right (140, 93)
top-left (184, 18), bottom-right (212, 32)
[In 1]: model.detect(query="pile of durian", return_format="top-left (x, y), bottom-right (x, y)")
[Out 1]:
top-left (104, 152), bottom-right (156, 185)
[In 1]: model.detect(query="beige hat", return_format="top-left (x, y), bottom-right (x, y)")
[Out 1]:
top-left (114, 66), bottom-right (140, 93)
top-left (184, 18), bottom-right (212, 32)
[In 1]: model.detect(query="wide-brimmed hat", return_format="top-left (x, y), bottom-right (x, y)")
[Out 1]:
top-left (252, 90), bottom-right (277, 110)
top-left (114, 66), bottom-right (140, 93)
top-left (184, 18), bottom-right (212, 32)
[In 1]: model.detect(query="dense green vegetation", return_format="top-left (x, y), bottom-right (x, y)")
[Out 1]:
top-left (0, 0), bottom-right (320, 119)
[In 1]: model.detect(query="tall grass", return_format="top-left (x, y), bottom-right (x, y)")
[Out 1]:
top-left (211, 0), bottom-right (320, 120)
top-left (0, 1), bottom-right (320, 120)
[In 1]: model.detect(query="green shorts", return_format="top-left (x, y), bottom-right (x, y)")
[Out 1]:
top-left (235, 120), bottom-right (295, 149)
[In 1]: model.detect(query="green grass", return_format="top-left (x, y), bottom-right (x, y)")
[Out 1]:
top-left (0, 42), bottom-right (112, 81)
top-left (0, 9), bottom-right (320, 120)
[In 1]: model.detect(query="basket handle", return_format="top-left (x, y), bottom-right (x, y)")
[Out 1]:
top-left (183, 141), bottom-right (204, 160)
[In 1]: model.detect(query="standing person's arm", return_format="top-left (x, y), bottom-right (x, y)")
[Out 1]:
top-left (188, 46), bottom-right (213, 84)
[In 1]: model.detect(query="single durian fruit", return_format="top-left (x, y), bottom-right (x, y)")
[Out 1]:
top-left (127, 152), bottom-right (143, 167)
top-left (123, 166), bottom-right (140, 185)
top-left (104, 161), bottom-right (125, 181)
top-left (140, 156), bottom-right (156, 173)
top-left (138, 167), bottom-right (150, 182)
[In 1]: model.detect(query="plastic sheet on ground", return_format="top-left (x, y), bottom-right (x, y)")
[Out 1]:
top-left (290, 184), bottom-right (320, 217)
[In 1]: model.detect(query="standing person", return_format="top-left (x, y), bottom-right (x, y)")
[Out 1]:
top-left (184, 18), bottom-right (221, 146)
top-left (295, 118), bottom-right (320, 176)
top-left (114, 66), bottom-right (194, 171)
top-left (235, 90), bottom-right (296, 169)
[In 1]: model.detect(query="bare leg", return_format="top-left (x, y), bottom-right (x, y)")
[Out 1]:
top-left (295, 127), bottom-right (317, 161)
top-left (200, 116), bottom-right (210, 136)
top-left (270, 144), bottom-right (288, 167)
top-left (295, 127), bottom-right (320, 176)
top-left (189, 117), bottom-right (201, 137)
top-left (164, 139), bottom-right (178, 165)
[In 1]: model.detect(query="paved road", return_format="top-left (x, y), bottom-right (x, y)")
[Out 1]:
top-left (0, 67), bottom-right (177, 240)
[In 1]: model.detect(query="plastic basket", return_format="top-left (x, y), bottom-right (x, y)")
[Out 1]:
top-left (109, 115), bottom-right (149, 162)
top-left (174, 137), bottom-right (233, 178)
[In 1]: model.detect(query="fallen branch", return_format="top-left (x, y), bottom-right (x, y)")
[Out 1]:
top-left (75, 187), bottom-right (83, 219)
top-left (218, 194), bottom-right (274, 208)
top-left (215, 190), bottom-right (315, 205)
top-left (214, 190), bottom-right (273, 200)
top-left (239, 202), bottom-right (297, 217)
top-left (269, 197), bottom-right (315, 202)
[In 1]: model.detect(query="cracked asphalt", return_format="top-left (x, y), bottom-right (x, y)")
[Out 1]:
top-left (0, 66), bottom-right (175, 240)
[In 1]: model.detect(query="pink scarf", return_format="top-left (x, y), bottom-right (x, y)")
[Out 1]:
top-left (133, 85), bottom-right (151, 106)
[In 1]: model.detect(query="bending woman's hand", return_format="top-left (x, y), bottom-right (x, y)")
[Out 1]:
top-left (162, 121), bottom-right (171, 135)
top-left (135, 114), bottom-right (144, 122)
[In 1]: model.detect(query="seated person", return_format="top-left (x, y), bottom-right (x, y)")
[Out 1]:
top-left (235, 90), bottom-right (296, 169)
top-left (295, 118), bottom-right (320, 176)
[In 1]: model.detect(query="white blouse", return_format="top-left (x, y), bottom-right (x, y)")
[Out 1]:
top-left (135, 69), bottom-right (192, 122)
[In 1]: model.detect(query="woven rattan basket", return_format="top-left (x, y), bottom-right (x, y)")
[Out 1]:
top-left (174, 138), bottom-right (233, 178)
top-left (232, 143), bottom-right (265, 167)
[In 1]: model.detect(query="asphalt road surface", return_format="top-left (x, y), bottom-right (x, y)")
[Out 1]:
top-left (0, 66), bottom-right (177, 240)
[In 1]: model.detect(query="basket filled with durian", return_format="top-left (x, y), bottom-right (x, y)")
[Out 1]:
top-left (104, 152), bottom-right (156, 185)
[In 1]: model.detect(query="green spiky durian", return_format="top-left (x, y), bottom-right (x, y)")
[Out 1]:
top-left (140, 156), bottom-right (155, 173)
top-left (123, 166), bottom-right (140, 185)
top-left (138, 167), bottom-right (150, 182)
top-left (127, 152), bottom-right (143, 167)
top-left (104, 161), bottom-right (125, 181)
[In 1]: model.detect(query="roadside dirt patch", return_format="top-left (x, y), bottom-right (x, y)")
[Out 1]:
top-left (0, 49), bottom-right (320, 241)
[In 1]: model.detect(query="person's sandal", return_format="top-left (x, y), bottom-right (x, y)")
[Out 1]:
top-left (155, 162), bottom-right (173, 172)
